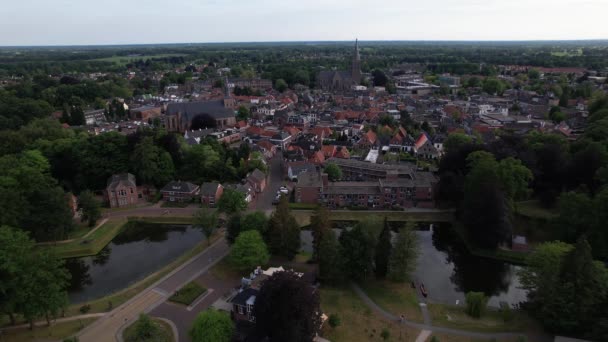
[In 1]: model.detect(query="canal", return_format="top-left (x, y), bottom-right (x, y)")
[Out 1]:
top-left (65, 222), bottom-right (204, 303)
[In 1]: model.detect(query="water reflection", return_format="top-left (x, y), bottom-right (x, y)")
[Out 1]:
top-left (66, 223), bottom-right (204, 303)
top-left (413, 223), bottom-right (527, 307)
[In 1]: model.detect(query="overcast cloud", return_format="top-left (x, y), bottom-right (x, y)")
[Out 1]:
top-left (1, 0), bottom-right (606, 45)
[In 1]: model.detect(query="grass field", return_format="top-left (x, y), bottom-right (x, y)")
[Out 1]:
top-left (91, 53), bottom-right (186, 64)
top-left (429, 332), bottom-right (520, 342)
top-left (428, 303), bottom-right (536, 334)
top-left (515, 200), bottom-right (558, 220)
top-left (123, 317), bottom-right (174, 342)
top-left (358, 279), bottom-right (424, 323)
top-left (1, 318), bottom-right (98, 342)
top-left (42, 218), bottom-right (127, 258)
top-left (127, 216), bottom-right (196, 224)
top-left (320, 286), bottom-right (420, 342)
top-left (169, 281), bottom-right (207, 306)
top-left (292, 209), bottom-right (454, 227)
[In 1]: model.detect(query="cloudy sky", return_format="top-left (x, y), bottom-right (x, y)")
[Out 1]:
top-left (1, 0), bottom-right (606, 45)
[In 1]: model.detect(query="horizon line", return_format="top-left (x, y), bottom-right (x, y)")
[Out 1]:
top-left (2, 38), bottom-right (608, 48)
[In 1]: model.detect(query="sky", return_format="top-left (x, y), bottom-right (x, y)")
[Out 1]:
top-left (1, 0), bottom-right (607, 46)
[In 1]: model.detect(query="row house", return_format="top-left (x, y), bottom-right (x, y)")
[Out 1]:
top-left (160, 181), bottom-right (200, 202)
top-left (200, 182), bottom-right (223, 207)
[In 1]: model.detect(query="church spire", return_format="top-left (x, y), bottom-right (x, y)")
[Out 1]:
top-left (351, 38), bottom-right (362, 85)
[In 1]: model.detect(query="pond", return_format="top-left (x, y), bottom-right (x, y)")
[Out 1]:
top-left (65, 222), bottom-right (204, 304)
top-left (300, 222), bottom-right (527, 307)
top-left (413, 223), bottom-right (527, 307)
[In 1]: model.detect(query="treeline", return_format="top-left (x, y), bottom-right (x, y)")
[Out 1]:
top-left (436, 92), bottom-right (608, 258)
top-left (0, 118), bottom-right (260, 241)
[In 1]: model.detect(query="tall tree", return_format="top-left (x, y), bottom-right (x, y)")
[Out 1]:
top-left (267, 197), bottom-right (300, 260)
top-left (190, 309), bottom-right (234, 342)
top-left (253, 271), bottom-right (321, 342)
top-left (310, 206), bottom-right (332, 261)
top-left (226, 213), bottom-right (242, 244)
top-left (130, 136), bottom-right (175, 187)
top-left (339, 225), bottom-right (375, 280)
top-left (374, 218), bottom-right (392, 278)
top-left (324, 163), bottom-right (342, 182)
top-left (240, 211), bottom-right (269, 237)
top-left (78, 190), bottom-right (101, 227)
top-left (317, 230), bottom-right (344, 284)
top-left (217, 188), bottom-right (247, 215)
top-left (195, 209), bottom-right (218, 245)
top-left (229, 230), bottom-right (270, 271)
top-left (387, 222), bottom-right (418, 282)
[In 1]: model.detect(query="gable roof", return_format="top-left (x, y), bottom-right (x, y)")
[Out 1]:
top-left (230, 287), bottom-right (259, 306)
top-left (107, 173), bottom-right (136, 190)
top-left (200, 182), bottom-right (221, 196)
top-left (248, 169), bottom-right (266, 183)
top-left (161, 181), bottom-right (199, 193)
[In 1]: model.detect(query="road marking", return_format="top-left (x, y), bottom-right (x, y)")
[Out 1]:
top-left (419, 302), bottom-right (427, 307)
top-left (152, 287), bottom-right (169, 297)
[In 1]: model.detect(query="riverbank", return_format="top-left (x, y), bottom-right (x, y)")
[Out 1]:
top-left (40, 216), bottom-right (198, 259)
top-left (291, 208), bottom-right (455, 226)
top-left (452, 223), bottom-right (530, 265)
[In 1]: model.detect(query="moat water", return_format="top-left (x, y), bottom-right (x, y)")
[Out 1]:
top-left (65, 223), bottom-right (204, 303)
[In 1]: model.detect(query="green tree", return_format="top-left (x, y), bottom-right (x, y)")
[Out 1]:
top-left (125, 314), bottom-right (160, 342)
top-left (318, 230), bottom-right (344, 284)
top-left (78, 190), bottom-right (101, 227)
top-left (324, 162), bottom-right (342, 182)
top-left (226, 213), bottom-right (242, 244)
top-left (374, 218), bottom-right (392, 278)
top-left (275, 79), bottom-right (288, 92)
top-left (339, 225), bottom-right (375, 280)
top-left (229, 230), bottom-right (270, 271)
top-left (190, 309), bottom-right (234, 342)
top-left (310, 206), bottom-right (332, 260)
top-left (237, 105), bottom-right (249, 121)
top-left (241, 211), bottom-right (269, 236)
top-left (387, 222), bottom-right (418, 282)
top-left (130, 137), bottom-right (175, 187)
top-left (465, 292), bottom-right (488, 318)
top-left (195, 209), bottom-right (218, 245)
top-left (267, 197), bottom-right (300, 260)
top-left (328, 314), bottom-right (341, 328)
top-left (217, 188), bottom-right (247, 215)
top-left (443, 133), bottom-right (474, 154)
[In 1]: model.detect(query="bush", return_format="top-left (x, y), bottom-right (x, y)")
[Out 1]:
top-left (381, 328), bottom-right (390, 340)
top-left (328, 313), bottom-right (341, 328)
top-left (79, 304), bottom-right (91, 314)
top-left (430, 337), bottom-right (440, 342)
top-left (465, 291), bottom-right (488, 318)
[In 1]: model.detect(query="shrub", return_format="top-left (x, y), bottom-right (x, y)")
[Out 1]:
top-left (465, 291), bottom-right (488, 318)
top-left (381, 328), bottom-right (390, 340)
top-left (79, 304), bottom-right (91, 314)
top-left (328, 313), bottom-right (341, 328)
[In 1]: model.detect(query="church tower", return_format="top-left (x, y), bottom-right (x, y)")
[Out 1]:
top-left (351, 38), bottom-right (362, 85)
top-left (223, 76), bottom-right (235, 108)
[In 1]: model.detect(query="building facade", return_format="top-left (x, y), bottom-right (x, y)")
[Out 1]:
top-left (317, 39), bottom-right (362, 91)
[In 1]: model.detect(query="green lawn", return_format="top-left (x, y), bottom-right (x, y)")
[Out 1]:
top-left (41, 218), bottom-right (127, 258)
top-left (320, 286), bottom-right (420, 342)
top-left (515, 200), bottom-right (558, 220)
top-left (161, 201), bottom-right (191, 208)
top-left (123, 317), bottom-right (174, 342)
top-left (169, 281), bottom-right (207, 306)
top-left (359, 279), bottom-right (424, 323)
top-left (1, 318), bottom-right (98, 342)
top-left (428, 303), bottom-right (537, 334)
top-left (127, 216), bottom-right (196, 225)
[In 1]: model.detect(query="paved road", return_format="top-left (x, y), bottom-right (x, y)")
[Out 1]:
top-left (76, 238), bottom-right (229, 341)
top-left (254, 154), bottom-right (286, 212)
top-left (350, 283), bottom-right (536, 341)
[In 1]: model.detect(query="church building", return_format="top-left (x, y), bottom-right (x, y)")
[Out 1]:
top-left (165, 77), bottom-right (236, 132)
top-left (317, 39), bottom-right (362, 91)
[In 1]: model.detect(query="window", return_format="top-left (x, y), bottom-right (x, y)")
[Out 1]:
top-left (238, 305), bottom-right (244, 315)
top-left (130, 188), bottom-right (134, 194)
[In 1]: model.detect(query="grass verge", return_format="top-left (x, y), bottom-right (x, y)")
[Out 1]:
top-left (428, 303), bottom-right (535, 333)
top-left (0, 318), bottom-right (98, 342)
top-left (515, 200), bottom-right (558, 220)
top-left (358, 279), bottom-right (424, 323)
top-left (127, 216), bottom-right (196, 224)
top-left (320, 286), bottom-right (420, 342)
top-left (452, 224), bottom-right (529, 265)
top-left (169, 281), bottom-right (207, 306)
top-left (292, 209), bottom-right (454, 227)
top-left (41, 218), bottom-right (127, 259)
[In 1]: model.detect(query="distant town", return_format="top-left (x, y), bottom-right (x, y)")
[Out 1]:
top-left (1, 40), bottom-right (607, 342)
